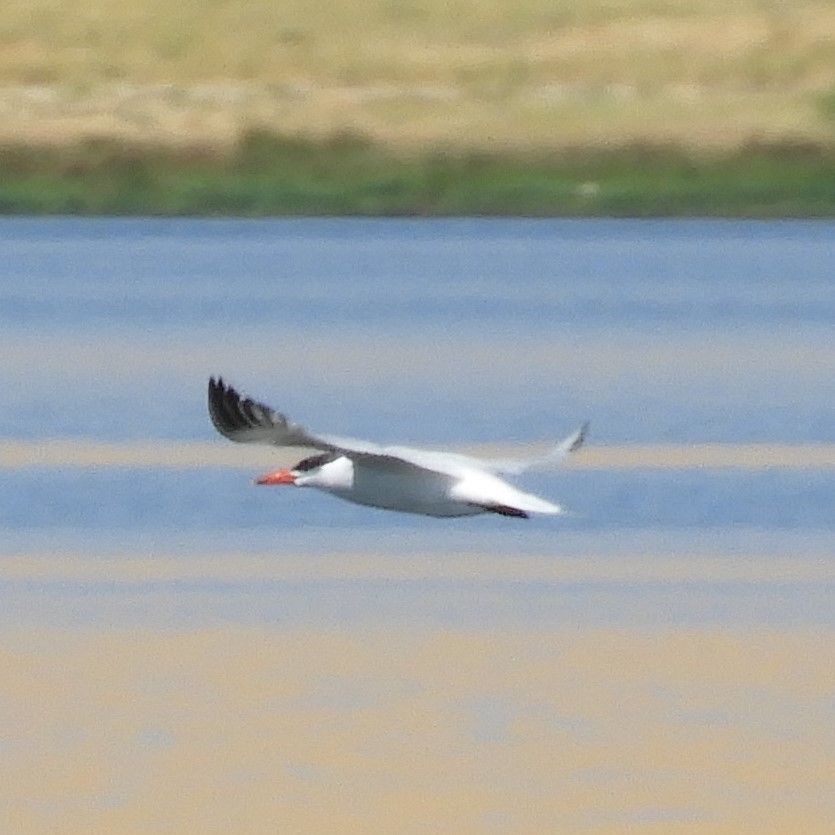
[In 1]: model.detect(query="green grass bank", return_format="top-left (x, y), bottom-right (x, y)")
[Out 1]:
top-left (2, 132), bottom-right (835, 217)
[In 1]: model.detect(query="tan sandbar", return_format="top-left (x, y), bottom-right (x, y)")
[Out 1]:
top-left (3, 440), bottom-right (835, 470)
top-left (1, 627), bottom-right (833, 834)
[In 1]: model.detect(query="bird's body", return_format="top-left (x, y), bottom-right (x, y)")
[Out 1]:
top-left (208, 377), bottom-right (587, 519)
top-left (298, 451), bottom-right (557, 518)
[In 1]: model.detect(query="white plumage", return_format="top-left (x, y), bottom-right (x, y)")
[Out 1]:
top-left (208, 377), bottom-right (587, 519)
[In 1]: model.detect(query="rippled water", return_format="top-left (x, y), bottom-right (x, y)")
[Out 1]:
top-left (2, 217), bottom-right (833, 626)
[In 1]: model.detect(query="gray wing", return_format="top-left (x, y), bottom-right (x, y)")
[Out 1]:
top-left (477, 422), bottom-right (589, 475)
top-left (208, 377), bottom-right (383, 453)
top-left (209, 377), bottom-right (587, 476)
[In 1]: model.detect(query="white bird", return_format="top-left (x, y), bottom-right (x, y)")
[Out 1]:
top-left (208, 377), bottom-right (588, 519)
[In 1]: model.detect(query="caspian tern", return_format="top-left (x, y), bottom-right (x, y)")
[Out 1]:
top-left (208, 377), bottom-right (587, 519)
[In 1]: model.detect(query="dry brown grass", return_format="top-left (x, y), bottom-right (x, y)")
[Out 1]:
top-left (1, 0), bottom-right (835, 150)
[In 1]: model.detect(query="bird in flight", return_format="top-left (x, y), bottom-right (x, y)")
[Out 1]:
top-left (208, 377), bottom-right (587, 519)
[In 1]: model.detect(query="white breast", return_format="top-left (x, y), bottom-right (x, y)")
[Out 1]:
top-left (329, 459), bottom-right (484, 517)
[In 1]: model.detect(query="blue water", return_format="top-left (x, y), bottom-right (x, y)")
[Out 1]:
top-left (3, 217), bottom-right (834, 445)
top-left (3, 468), bottom-right (834, 537)
top-left (1, 218), bottom-right (833, 627)
top-left (3, 218), bottom-right (835, 331)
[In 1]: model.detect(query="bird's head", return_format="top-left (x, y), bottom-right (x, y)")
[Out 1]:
top-left (255, 452), bottom-right (352, 489)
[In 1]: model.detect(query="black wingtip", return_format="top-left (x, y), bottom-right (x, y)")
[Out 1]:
top-left (209, 376), bottom-right (238, 401)
top-left (207, 375), bottom-right (245, 437)
top-left (571, 421), bottom-right (590, 453)
top-left (207, 376), bottom-right (226, 414)
top-left (208, 376), bottom-right (286, 441)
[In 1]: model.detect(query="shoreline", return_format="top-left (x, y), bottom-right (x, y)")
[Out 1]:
top-left (3, 0), bottom-right (835, 217)
top-left (2, 132), bottom-right (835, 217)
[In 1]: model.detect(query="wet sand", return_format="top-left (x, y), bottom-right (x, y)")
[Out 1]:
top-left (3, 551), bottom-right (835, 585)
top-left (3, 440), bottom-right (835, 470)
top-left (1, 626), bottom-right (833, 834)
top-left (3, 445), bottom-right (834, 832)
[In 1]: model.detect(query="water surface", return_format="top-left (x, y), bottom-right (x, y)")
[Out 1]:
top-left (2, 217), bottom-right (833, 627)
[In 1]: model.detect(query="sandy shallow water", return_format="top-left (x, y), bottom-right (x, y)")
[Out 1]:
top-left (4, 218), bottom-right (834, 833)
top-left (2, 626), bottom-right (833, 835)
top-left (3, 441), bottom-right (835, 471)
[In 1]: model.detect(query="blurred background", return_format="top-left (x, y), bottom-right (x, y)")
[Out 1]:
top-left (3, 0), bottom-right (835, 149)
top-left (1, 0), bottom-right (833, 626)
top-left (2, 5), bottom-right (834, 834)
top-left (1, 0), bottom-right (835, 214)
